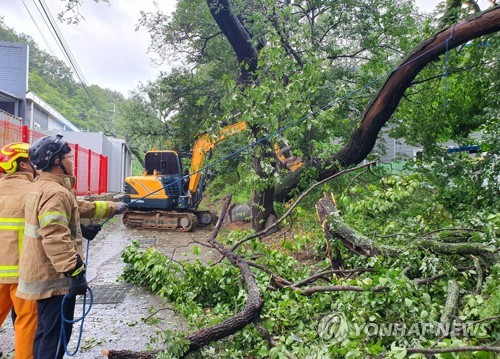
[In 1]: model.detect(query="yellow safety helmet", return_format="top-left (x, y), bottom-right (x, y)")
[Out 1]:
top-left (0, 142), bottom-right (30, 174)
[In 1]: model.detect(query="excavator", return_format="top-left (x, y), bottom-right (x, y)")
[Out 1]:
top-left (122, 122), bottom-right (302, 231)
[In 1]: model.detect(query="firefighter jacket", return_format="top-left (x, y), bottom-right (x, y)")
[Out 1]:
top-left (0, 171), bottom-right (35, 284)
top-left (16, 172), bottom-right (118, 300)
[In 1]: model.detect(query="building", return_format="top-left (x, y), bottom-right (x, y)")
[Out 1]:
top-left (373, 127), bottom-right (482, 165)
top-left (0, 40), bottom-right (131, 193)
top-left (26, 91), bottom-right (80, 131)
top-left (0, 41), bottom-right (28, 120)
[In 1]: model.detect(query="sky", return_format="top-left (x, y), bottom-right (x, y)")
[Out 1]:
top-left (0, 0), bottom-right (491, 97)
top-left (0, 0), bottom-right (177, 96)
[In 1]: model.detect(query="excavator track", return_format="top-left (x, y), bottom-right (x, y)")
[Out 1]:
top-left (122, 210), bottom-right (217, 232)
top-left (123, 210), bottom-right (198, 231)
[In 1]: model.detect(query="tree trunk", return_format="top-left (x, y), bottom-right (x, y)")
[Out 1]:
top-left (207, 0), bottom-right (278, 231)
top-left (275, 6), bottom-right (500, 201)
top-left (251, 143), bottom-right (276, 231)
top-left (206, 0), bottom-right (258, 84)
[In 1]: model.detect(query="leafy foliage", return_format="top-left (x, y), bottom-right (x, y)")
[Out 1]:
top-left (121, 142), bottom-right (498, 357)
top-left (117, 2), bottom-right (500, 355)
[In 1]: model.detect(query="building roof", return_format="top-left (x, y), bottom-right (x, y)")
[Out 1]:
top-left (26, 91), bottom-right (80, 132)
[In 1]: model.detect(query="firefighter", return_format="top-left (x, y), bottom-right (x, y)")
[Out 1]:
top-left (16, 134), bottom-right (127, 359)
top-left (0, 142), bottom-right (38, 359)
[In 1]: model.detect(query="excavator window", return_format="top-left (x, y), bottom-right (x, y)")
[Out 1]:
top-left (145, 152), bottom-right (181, 176)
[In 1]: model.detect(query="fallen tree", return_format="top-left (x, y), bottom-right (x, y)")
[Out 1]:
top-left (275, 5), bottom-right (500, 201)
top-left (105, 161), bottom-right (498, 357)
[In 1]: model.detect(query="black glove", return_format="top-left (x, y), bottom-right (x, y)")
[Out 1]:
top-left (68, 274), bottom-right (89, 297)
top-left (80, 224), bottom-right (102, 240)
top-left (65, 255), bottom-right (89, 297)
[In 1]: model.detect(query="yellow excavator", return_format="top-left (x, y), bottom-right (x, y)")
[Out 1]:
top-left (122, 122), bottom-right (302, 231)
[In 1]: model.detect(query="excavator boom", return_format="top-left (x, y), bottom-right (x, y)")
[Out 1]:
top-left (187, 122), bottom-right (248, 194)
top-left (122, 121), bottom-right (302, 231)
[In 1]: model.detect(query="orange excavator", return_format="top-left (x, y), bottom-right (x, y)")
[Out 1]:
top-left (122, 122), bottom-right (302, 231)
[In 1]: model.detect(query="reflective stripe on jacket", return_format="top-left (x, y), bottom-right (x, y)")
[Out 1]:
top-left (0, 172), bottom-right (35, 284)
top-left (77, 199), bottom-right (117, 220)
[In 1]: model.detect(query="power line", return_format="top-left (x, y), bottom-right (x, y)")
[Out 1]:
top-left (29, 0), bottom-right (111, 127)
top-left (36, 0), bottom-right (90, 86)
top-left (21, 0), bottom-right (56, 56)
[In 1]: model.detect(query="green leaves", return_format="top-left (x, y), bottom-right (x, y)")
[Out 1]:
top-left (390, 343), bottom-right (407, 359)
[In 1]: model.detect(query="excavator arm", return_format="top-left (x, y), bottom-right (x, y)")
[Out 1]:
top-left (187, 122), bottom-right (248, 194)
top-left (123, 121), bottom-right (303, 232)
top-left (188, 121), bottom-right (304, 194)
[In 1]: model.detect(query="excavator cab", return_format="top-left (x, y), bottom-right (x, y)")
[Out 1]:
top-left (124, 150), bottom-right (184, 211)
top-left (144, 151), bottom-right (181, 176)
top-left (145, 150), bottom-right (185, 201)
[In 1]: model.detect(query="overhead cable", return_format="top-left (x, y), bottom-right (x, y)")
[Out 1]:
top-left (22, 0), bottom-right (56, 56)
top-left (32, 0), bottom-right (110, 126)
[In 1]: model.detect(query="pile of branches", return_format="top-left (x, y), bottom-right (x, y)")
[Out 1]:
top-left (104, 162), bottom-right (498, 358)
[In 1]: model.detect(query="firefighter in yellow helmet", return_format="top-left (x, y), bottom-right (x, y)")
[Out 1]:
top-left (0, 142), bottom-right (38, 359)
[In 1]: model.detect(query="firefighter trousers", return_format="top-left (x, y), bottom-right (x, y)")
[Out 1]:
top-left (0, 283), bottom-right (37, 359)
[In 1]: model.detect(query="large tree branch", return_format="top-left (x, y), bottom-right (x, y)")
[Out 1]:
top-left (315, 193), bottom-right (498, 264)
top-left (295, 284), bottom-right (387, 296)
top-left (275, 6), bottom-right (500, 201)
top-left (417, 239), bottom-right (498, 263)
top-left (440, 280), bottom-right (460, 329)
top-left (206, 0), bottom-right (259, 84)
top-left (185, 196), bottom-right (264, 351)
top-left (328, 6), bottom-right (500, 173)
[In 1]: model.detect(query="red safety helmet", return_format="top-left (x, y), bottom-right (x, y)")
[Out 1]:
top-left (0, 142), bottom-right (30, 174)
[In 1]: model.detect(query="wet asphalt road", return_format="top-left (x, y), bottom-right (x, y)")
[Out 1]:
top-left (0, 216), bottom-right (220, 358)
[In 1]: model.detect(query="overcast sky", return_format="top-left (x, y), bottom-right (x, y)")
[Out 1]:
top-left (0, 0), bottom-right (176, 96)
top-left (0, 0), bottom-right (488, 97)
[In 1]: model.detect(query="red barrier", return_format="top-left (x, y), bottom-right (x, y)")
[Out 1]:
top-left (0, 121), bottom-right (23, 147)
top-left (100, 156), bottom-right (108, 193)
top-left (0, 121), bottom-right (109, 195)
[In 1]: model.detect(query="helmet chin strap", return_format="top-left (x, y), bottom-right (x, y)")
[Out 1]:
top-left (30, 163), bottom-right (37, 178)
top-left (57, 154), bottom-right (69, 176)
